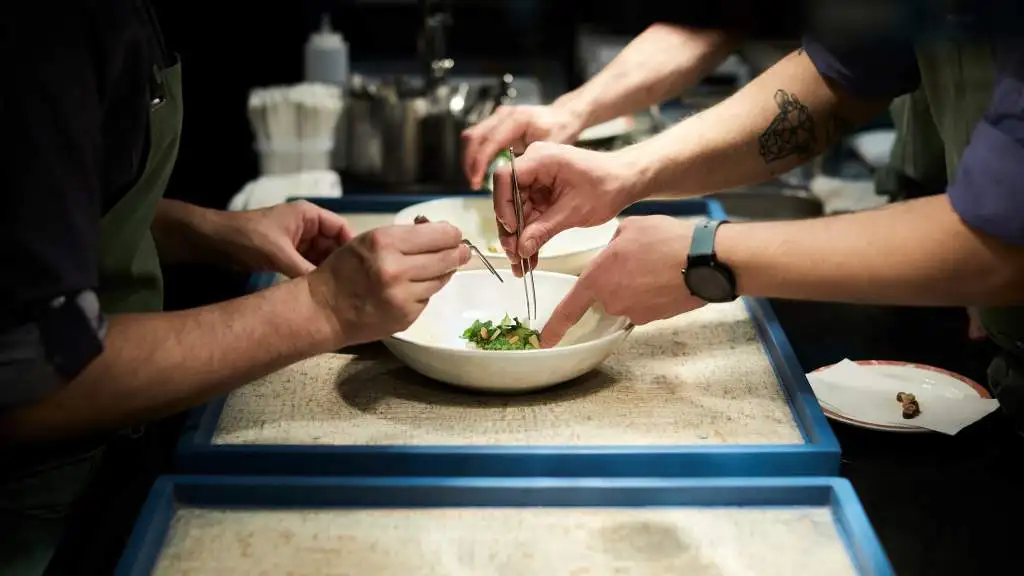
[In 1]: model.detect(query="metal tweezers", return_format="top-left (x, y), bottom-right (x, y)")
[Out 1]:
top-left (508, 146), bottom-right (537, 321)
top-left (414, 214), bottom-right (503, 283)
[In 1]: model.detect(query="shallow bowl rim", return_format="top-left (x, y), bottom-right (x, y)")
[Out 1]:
top-left (393, 198), bottom-right (618, 260)
top-left (385, 270), bottom-right (633, 356)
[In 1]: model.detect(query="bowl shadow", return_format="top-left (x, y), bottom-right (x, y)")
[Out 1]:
top-left (335, 349), bottom-right (618, 415)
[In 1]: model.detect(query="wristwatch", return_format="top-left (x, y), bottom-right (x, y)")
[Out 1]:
top-left (682, 219), bottom-right (738, 303)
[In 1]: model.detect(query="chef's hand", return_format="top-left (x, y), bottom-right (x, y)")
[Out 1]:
top-left (541, 216), bottom-right (706, 347)
top-left (308, 222), bottom-right (471, 346)
top-left (492, 142), bottom-right (640, 276)
top-left (462, 104), bottom-right (587, 189)
top-left (227, 200), bottom-right (356, 278)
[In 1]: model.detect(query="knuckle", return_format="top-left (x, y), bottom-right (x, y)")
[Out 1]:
top-left (365, 229), bottom-right (387, 251)
top-left (377, 263), bottom-right (402, 285)
top-left (441, 222), bottom-right (463, 246)
top-left (455, 244), bottom-right (471, 267)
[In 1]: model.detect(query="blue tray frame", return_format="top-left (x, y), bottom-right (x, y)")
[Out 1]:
top-left (176, 194), bottom-right (840, 478)
top-left (115, 475), bottom-right (892, 576)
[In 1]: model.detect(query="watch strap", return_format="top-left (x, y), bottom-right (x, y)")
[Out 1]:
top-left (689, 218), bottom-right (728, 258)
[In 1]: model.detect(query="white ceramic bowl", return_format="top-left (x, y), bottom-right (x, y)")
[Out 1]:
top-left (382, 270), bottom-right (632, 393)
top-left (394, 197), bottom-right (618, 276)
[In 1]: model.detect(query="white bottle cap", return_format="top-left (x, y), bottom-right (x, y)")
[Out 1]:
top-left (308, 14), bottom-right (344, 49)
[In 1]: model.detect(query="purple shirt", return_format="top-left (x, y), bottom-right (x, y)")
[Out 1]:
top-left (804, 37), bottom-right (1024, 246)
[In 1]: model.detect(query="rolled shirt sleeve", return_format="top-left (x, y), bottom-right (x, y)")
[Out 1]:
top-left (947, 41), bottom-right (1024, 246)
top-left (802, 36), bottom-right (921, 100)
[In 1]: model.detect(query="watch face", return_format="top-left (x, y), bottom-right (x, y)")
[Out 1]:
top-left (684, 265), bottom-right (735, 303)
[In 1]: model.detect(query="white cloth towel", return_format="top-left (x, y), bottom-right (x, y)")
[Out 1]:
top-left (227, 170), bottom-right (342, 212)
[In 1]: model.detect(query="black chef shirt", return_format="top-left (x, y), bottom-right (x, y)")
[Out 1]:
top-left (0, 0), bottom-right (168, 410)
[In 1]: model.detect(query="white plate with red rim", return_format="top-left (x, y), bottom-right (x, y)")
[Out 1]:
top-left (812, 360), bottom-right (991, 433)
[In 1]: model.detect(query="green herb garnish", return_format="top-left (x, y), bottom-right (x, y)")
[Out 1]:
top-left (461, 313), bottom-right (541, 350)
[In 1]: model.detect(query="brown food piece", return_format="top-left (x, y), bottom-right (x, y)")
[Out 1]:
top-left (413, 215), bottom-right (429, 224)
top-left (901, 400), bottom-right (921, 419)
top-left (897, 392), bottom-right (921, 419)
top-left (896, 392), bottom-right (916, 404)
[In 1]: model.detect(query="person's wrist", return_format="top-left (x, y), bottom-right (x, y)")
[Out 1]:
top-left (202, 210), bottom-right (265, 269)
top-left (610, 145), bottom-right (658, 205)
top-left (550, 92), bottom-right (592, 135)
top-left (673, 218), bottom-right (696, 270)
top-left (299, 271), bottom-right (347, 352)
top-left (153, 200), bottom-right (231, 264)
top-left (710, 222), bottom-right (749, 296)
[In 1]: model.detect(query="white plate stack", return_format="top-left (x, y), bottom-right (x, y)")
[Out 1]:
top-left (248, 83), bottom-right (343, 175)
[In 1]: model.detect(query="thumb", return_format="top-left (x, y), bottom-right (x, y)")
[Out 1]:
top-left (519, 202), bottom-right (575, 259)
top-left (275, 247), bottom-right (318, 278)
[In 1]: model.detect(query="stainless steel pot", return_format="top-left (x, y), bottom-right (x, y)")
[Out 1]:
top-left (345, 76), bottom-right (427, 186)
top-left (344, 73), bottom-right (513, 188)
top-left (419, 82), bottom-right (469, 185)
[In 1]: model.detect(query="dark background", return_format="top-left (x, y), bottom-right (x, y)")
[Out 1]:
top-left (147, 0), bottom-right (905, 310)
top-left (151, 0), bottom-right (803, 216)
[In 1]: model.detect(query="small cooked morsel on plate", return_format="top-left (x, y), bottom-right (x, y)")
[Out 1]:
top-left (901, 401), bottom-right (921, 419)
top-left (896, 392), bottom-right (916, 403)
top-left (897, 391), bottom-right (921, 419)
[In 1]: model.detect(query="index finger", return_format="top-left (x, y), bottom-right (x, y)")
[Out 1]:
top-left (492, 165), bottom-right (518, 237)
top-left (317, 210), bottom-right (355, 243)
top-left (393, 221), bottom-right (463, 254)
top-left (540, 279), bottom-right (594, 348)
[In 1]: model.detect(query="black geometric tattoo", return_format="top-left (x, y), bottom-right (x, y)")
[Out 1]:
top-left (758, 90), bottom-right (817, 163)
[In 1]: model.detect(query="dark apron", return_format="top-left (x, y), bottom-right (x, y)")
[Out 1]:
top-left (0, 52), bottom-right (183, 576)
top-left (900, 40), bottom-right (1024, 426)
top-left (874, 87), bottom-right (949, 201)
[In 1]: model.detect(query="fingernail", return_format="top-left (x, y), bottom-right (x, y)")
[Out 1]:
top-left (497, 217), bottom-right (512, 233)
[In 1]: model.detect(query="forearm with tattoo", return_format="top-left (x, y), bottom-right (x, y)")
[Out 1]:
top-left (757, 88), bottom-right (857, 165)
top-left (622, 48), bottom-right (885, 199)
top-left (757, 90), bottom-right (818, 162)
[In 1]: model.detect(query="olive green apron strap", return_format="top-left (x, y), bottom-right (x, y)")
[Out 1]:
top-left (874, 87), bottom-right (948, 201)
top-left (96, 60), bottom-right (183, 315)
